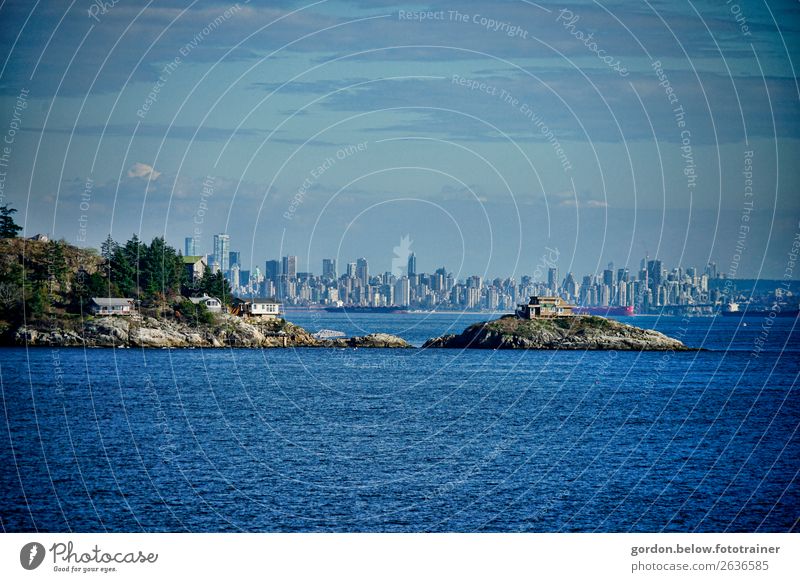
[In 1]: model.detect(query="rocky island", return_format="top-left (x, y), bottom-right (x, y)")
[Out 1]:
top-left (422, 314), bottom-right (690, 351)
top-left (11, 315), bottom-right (410, 349)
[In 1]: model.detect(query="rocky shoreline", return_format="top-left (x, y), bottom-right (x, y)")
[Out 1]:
top-left (422, 315), bottom-right (691, 351)
top-left (9, 314), bottom-right (410, 349)
top-left (4, 313), bottom-right (691, 351)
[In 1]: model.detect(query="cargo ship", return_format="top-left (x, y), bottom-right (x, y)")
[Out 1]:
top-left (323, 306), bottom-right (407, 314)
top-left (572, 306), bottom-right (635, 316)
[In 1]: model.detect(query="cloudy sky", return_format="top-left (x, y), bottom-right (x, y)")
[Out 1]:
top-left (1, 0), bottom-right (798, 279)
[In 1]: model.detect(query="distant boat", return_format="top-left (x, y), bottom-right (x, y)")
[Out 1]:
top-left (573, 306), bottom-right (634, 316)
top-left (720, 308), bottom-right (799, 318)
top-left (313, 329), bottom-right (346, 339)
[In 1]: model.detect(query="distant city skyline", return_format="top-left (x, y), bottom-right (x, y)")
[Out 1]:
top-left (182, 229), bottom-right (797, 315)
top-left (178, 229), bottom-right (800, 284)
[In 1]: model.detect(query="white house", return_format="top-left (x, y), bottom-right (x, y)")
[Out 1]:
top-left (188, 294), bottom-right (222, 313)
top-left (240, 298), bottom-right (281, 319)
top-left (90, 297), bottom-right (134, 316)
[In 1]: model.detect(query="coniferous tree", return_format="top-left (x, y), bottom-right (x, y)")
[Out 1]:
top-left (199, 270), bottom-right (232, 305)
top-left (100, 234), bottom-right (117, 262)
top-left (0, 205), bottom-right (22, 238)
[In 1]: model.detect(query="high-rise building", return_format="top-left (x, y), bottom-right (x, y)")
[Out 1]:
top-left (230, 264), bottom-right (240, 290)
top-left (213, 234), bottom-right (231, 272)
top-left (647, 259), bottom-right (663, 292)
top-left (346, 262), bottom-right (357, 278)
top-left (467, 287), bottom-right (481, 309)
top-left (282, 255), bottom-right (297, 279)
top-left (229, 251), bottom-right (240, 269)
top-left (407, 252), bottom-right (417, 277)
top-left (265, 260), bottom-right (281, 282)
top-left (394, 277), bottom-right (410, 306)
top-left (356, 257), bottom-right (368, 286)
top-left (548, 267), bottom-right (559, 293)
top-left (603, 269), bottom-right (615, 288)
top-left (184, 237), bottom-right (196, 257)
top-left (322, 258), bottom-right (337, 280)
top-left (563, 272), bottom-right (578, 299)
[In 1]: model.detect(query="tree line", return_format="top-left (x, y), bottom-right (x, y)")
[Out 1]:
top-left (100, 233), bottom-right (231, 305)
top-left (0, 204), bottom-right (231, 325)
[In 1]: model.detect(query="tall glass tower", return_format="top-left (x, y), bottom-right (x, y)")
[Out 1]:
top-left (213, 234), bottom-right (231, 272)
top-left (407, 252), bottom-right (416, 277)
top-left (184, 237), bottom-right (196, 257)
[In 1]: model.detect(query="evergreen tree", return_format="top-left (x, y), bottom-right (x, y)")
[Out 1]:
top-left (198, 270), bottom-right (232, 305)
top-left (100, 234), bottom-right (117, 262)
top-left (0, 204), bottom-right (22, 238)
top-left (49, 241), bottom-right (68, 288)
top-left (141, 236), bottom-right (183, 300)
top-left (110, 245), bottom-right (136, 297)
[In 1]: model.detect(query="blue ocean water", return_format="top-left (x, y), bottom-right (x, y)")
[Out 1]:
top-left (1, 313), bottom-right (798, 532)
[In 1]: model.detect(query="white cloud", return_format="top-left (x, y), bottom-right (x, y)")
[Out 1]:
top-left (127, 162), bottom-right (161, 180)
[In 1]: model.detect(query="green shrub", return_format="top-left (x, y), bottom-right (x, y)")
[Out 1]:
top-left (176, 299), bottom-right (215, 326)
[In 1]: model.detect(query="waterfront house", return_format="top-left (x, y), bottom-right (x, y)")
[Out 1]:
top-left (515, 295), bottom-right (575, 319)
top-left (188, 294), bottom-right (222, 313)
top-left (183, 255), bottom-right (207, 282)
top-left (237, 298), bottom-right (282, 319)
top-left (90, 297), bottom-right (134, 316)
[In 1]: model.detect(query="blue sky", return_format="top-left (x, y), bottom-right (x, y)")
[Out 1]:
top-left (1, 0), bottom-right (798, 279)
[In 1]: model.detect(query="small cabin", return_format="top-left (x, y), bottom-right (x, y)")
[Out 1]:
top-left (515, 295), bottom-right (574, 319)
top-left (90, 297), bottom-right (134, 316)
top-left (239, 298), bottom-right (281, 319)
top-left (188, 294), bottom-right (222, 313)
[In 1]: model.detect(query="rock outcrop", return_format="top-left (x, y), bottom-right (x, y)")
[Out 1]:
top-left (323, 332), bottom-right (411, 348)
top-left (422, 315), bottom-right (690, 351)
top-left (12, 315), bottom-right (410, 349)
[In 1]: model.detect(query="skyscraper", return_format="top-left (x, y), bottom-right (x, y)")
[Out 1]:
top-left (322, 258), bottom-right (337, 280)
top-left (356, 257), bottom-right (368, 286)
top-left (394, 276), bottom-right (410, 306)
top-left (213, 234), bottom-right (230, 272)
top-left (346, 262), bottom-right (357, 278)
top-left (184, 237), bottom-right (196, 257)
top-left (407, 252), bottom-right (417, 277)
top-left (647, 259), bottom-right (663, 292)
top-left (229, 251), bottom-right (240, 269)
top-left (548, 267), bottom-right (559, 294)
top-left (282, 255), bottom-right (297, 279)
top-left (230, 264), bottom-right (240, 290)
top-left (265, 260), bottom-right (281, 282)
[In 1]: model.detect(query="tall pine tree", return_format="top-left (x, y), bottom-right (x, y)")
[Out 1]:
top-left (0, 205), bottom-right (22, 238)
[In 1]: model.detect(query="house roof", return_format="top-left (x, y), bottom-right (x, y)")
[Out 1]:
top-left (251, 298), bottom-right (281, 304)
top-left (188, 295), bottom-right (220, 304)
top-left (91, 297), bottom-right (133, 307)
top-left (183, 255), bottom-right (206, 264)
